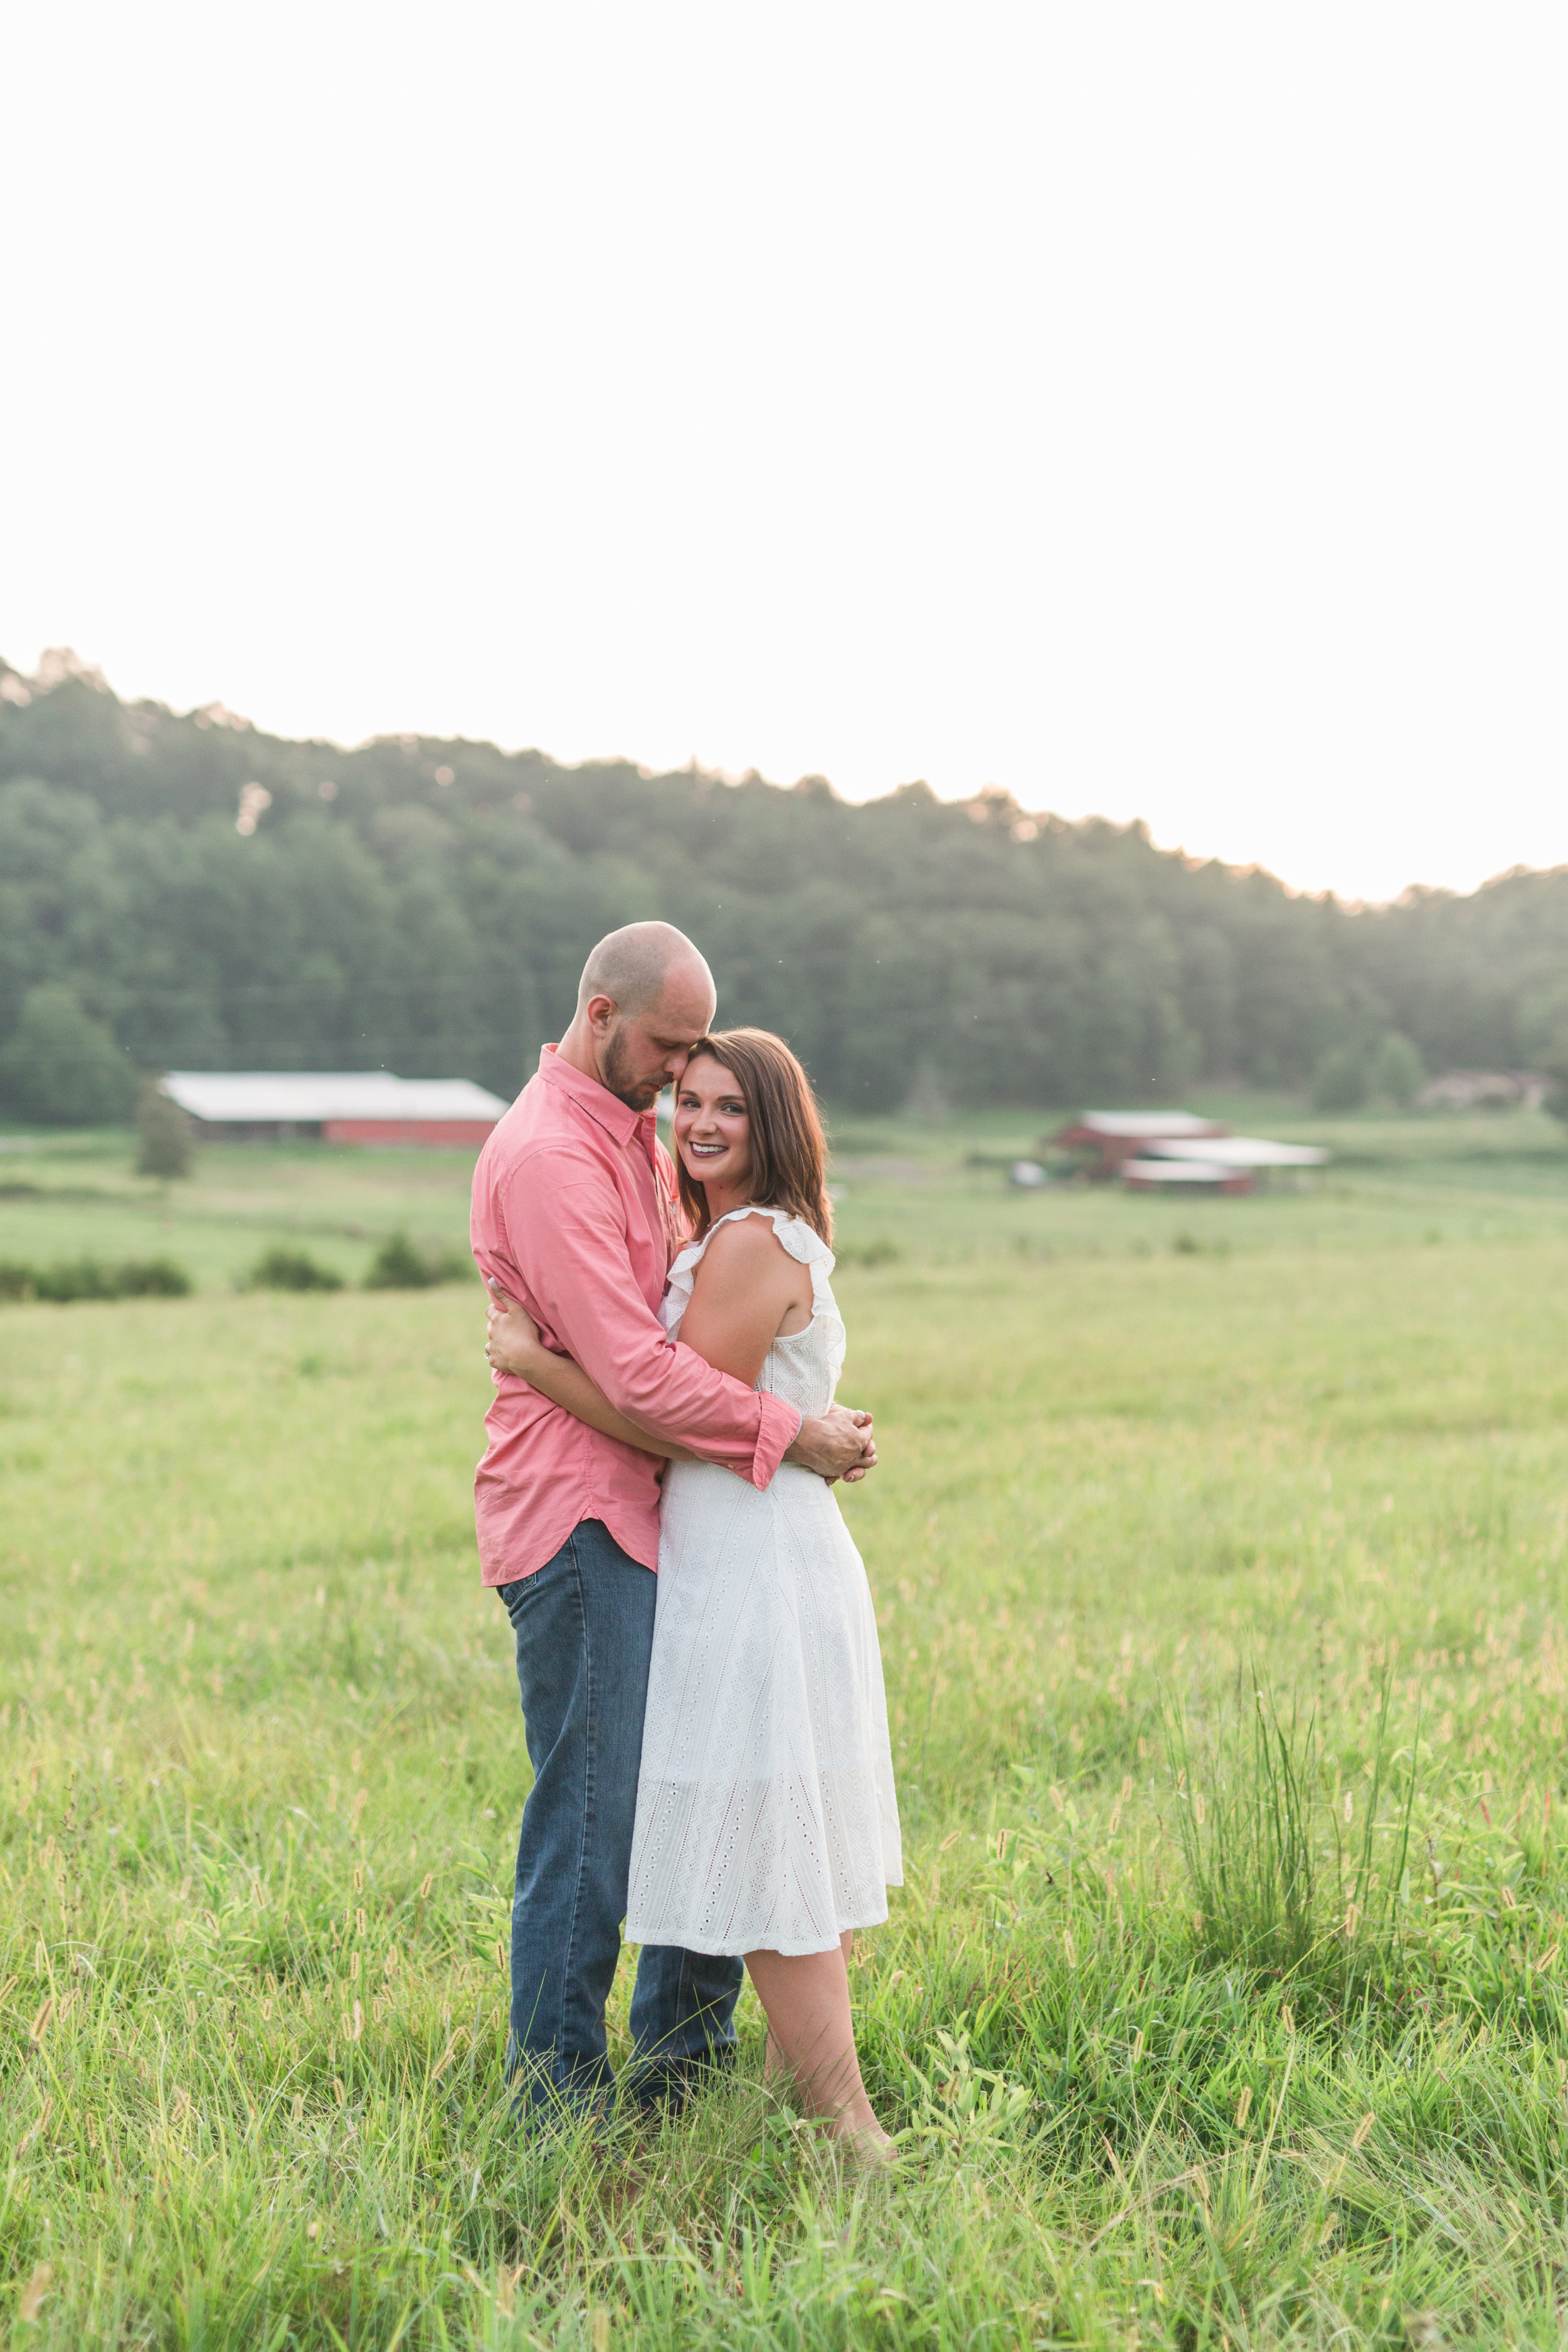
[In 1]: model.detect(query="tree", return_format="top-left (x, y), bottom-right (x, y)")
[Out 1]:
top-left (1369, 1031), bottom-right (1424, 1108)
top-left (1542, 1033), bottom-right (1568, 1127)
top-left (13, 654), bottom-right (1568, 1111)
top-left (0, 985), bottom-right (138, 1123)
top-left (135, 1081), bottom-right (195, 1179)
top-left (1310, 1042), bottom-right (1370, 1112)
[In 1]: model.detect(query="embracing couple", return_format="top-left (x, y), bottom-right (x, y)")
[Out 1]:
top-left (471, 922), bottom-right (902, 2161)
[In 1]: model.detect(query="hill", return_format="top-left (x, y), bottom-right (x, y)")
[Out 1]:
top-left (3, 649), bottom-right (1567, 1114)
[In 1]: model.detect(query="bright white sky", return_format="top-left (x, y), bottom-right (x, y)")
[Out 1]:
top-left (3, 4), bottom-right (1564, 903)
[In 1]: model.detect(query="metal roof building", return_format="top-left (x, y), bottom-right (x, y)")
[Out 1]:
top-left (1123, 1135), bottom-right (1330, 1195)
top-left (1143, 1136), bottom-right (1329, 1170)
top-left (1121, 1157), bottom-right (1254, 1195)
top-left (1051, 1110), bottom-right (1229, 1179)
top-left (159, 1072), bottom-right (509, 1146)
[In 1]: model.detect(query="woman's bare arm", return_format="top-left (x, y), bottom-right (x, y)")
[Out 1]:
top-left (674, 1223), bottom-right (875, 1479)
top-left (675, 1215), bottom-right (810, 1384)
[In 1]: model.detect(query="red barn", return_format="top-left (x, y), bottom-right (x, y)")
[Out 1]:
top-left (1050, 1110), bottom-right (1229, 1180)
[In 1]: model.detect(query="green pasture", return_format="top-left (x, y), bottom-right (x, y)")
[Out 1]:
top-left (0, 1129), bottom-right (476, 1292)
top-left (3, 1095), bottom-right (1568, 1293)
top-left (4, 1108), bottom-right (1568, 2344)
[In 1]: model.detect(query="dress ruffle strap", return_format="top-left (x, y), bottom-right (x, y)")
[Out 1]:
top-left (663, 1205), bottom-right (836, 1342)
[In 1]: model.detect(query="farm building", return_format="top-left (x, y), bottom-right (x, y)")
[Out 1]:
top-left (1416, 1069), bottom-right (1545, 1111)
top-left (1121, 1157), bottom-right (1254, 1196)
top-left (1122, 1135), bottom-right (1330, 1196)
top-left (1050, 1110), bottom-right (1229, 1180)
top-left (159, 1072), bottom-right (509, 1146)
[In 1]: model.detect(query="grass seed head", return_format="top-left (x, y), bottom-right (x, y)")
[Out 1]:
top-left (18, 2264), bottom-right (53, 2324)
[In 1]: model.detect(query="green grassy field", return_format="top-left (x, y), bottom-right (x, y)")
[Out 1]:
top-left (5, 1108), bottom-right (1568, 2347)
top-left (6, 1094), bottom-right (1568, 1294)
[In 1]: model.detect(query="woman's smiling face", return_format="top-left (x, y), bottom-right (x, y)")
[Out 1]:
top-left (674, 1056), bottom-right (753, 1195)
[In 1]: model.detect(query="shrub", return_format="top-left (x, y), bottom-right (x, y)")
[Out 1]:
top-left (833, 1237), bottom-right (903, 1269)
top-left (363, 1230), bottom-right (472, 1290)
top-left (248, 1246), bottom-right (345, 1293)
top-left (1369, 1030), bottom-right (1424, 1108)
top-left (31, 1259), bottom-right (134, 1302)
top-left (135, 1081), bottom-right (195, 1179)
top-left (0, 1256), bottom-right (193, 1303)
top-left (113, 1258), bottom-right (193, 1296)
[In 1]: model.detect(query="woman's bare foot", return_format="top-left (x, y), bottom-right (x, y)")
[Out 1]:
top-left (746, 1936), bottom-right (896, 2169)
top-left (832, 2114), bottom-right (898, 2172)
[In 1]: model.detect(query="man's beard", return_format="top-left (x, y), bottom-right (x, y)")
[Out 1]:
top-left (600, 1026), bottom-right (663, 1111)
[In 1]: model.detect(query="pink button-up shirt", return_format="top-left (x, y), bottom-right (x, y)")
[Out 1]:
top-left (470, 1046), bottom-right (800, 1584)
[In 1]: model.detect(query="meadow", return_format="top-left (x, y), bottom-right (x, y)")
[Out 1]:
top-left (4, 1104), bottom-right (1568, 2347)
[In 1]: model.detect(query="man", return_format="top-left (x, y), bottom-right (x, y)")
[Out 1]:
top-left (470, 921), bottom-right (874, 2113)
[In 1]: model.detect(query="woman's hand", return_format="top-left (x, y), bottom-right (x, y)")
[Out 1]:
top-left (484, 1282), bottom-right (546, 1380)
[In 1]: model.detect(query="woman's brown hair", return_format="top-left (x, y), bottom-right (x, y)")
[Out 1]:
top-left (674, 1028), bottom-right (833, 1246)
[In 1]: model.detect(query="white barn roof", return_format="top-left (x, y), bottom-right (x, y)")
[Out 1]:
top-left (1147, 1136), bottom-right (1329, 1168)
top-left (1074, 1111), bottom-right (1224, 1138)
top-left (1121, 1157), bottom-right (1237, 1184)
top-left (161, 1072), bottom-right (509, 1123)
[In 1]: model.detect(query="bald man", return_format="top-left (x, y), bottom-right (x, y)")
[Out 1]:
top-left (471, 923), bottom-right (875, 2118)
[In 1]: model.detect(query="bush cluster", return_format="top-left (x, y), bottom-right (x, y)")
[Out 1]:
top-left (0, 1255), bottom-right (191, 1303)
top-left (245, 1246), bottom-right (344, 1293)
top-left (245, 1231), bottom-right (472, 1294)
top-left (363, 1230), bottom-right (473, 1290)
top-left (0, 1236), bottom-right (477, 1302)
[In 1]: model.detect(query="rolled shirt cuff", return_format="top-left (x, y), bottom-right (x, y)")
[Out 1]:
top-left (751, 1392), bottom-right (802, 1488)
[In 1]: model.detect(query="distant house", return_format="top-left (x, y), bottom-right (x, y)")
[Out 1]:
top-left (159, 1072), bottom-right (509, 1146)
top-left (1050, 1110), bottom-right (1229, 1181)
top-left (1416, 1070), bottom-right (1546, 1112)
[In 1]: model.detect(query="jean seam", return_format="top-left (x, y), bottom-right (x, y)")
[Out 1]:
top-left (679, 1949), bottom-right (695, 2054)
top-left (553, 1530), bottom-right (595, 2083)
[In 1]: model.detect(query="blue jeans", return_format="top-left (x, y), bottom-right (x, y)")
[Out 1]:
top-left (497, 1518), bottom-right (744, 2114)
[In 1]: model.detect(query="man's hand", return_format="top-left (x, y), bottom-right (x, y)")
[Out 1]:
top-left (786, 1403), bottom-right (876, 1482)
top-left (835, 1409), bottom-right (877, 1483)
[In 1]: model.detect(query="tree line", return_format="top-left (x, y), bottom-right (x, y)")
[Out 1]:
top-left (3, 650), bottom-right (1567, 1121)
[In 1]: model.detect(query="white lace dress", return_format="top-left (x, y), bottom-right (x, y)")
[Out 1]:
top-left (624, 1205), bottom-right (903, 1957)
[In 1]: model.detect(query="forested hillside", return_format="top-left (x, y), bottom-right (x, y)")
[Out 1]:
top-left (3, 650), bottom-right (1567, 1116)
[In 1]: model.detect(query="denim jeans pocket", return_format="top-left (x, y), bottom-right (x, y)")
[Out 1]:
top-left (496, 1545), bottom-right (573, 1627)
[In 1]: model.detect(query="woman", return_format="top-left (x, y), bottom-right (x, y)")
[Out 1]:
top-left (484, 1028), bottom-right (902, 2161)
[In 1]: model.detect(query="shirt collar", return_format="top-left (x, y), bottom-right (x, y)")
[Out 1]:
top-left (537, 1042), bottom-right (657, 1148)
